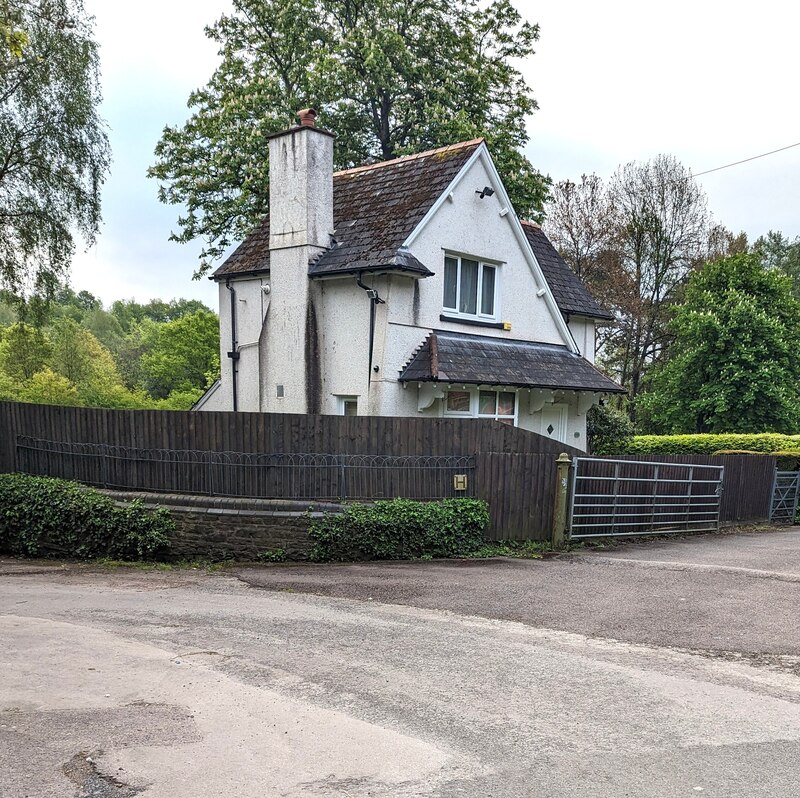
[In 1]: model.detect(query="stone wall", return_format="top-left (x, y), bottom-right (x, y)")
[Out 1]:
top-left (101, 491), bottom-right (343, 561)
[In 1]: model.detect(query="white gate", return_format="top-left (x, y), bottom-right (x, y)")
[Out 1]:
top-left (569, 457), bottom-right (724, 539)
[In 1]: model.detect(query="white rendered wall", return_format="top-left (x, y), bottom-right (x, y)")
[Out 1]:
top-left (567, 317), bottom-right (596, 363)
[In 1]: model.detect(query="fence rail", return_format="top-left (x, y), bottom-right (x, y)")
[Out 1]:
top-left (16, 436), bottom-right (474, 501)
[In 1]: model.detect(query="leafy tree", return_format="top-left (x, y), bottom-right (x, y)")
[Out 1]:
top-left (110, 297), bottom-right (212, 332)
top-left (150, 0), bottom-right (548, 275)
top-left (586, 403), bottom-right (634, 455)
top-left (1, 2), bottom-right (28, 57)
top-left (138, 310), bottom-right (220, 399)
top-left (18, 367), bottom-right (80, 406)
top-left (640, 254), bottom-right (800, 434)
top-left (546, 156), bottom-right (710, 420)
top-left (0, 0), bottom-right (110, 297)
top-left (753, 230), bottom-right (800, 297)
top-left (0, 322), bottom-right (51, 381)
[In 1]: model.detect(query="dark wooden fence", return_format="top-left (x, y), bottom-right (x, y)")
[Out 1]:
top-left (0, 401), bottom-right (580, 540)
top-left (0, 401), bottom-right (777, 540)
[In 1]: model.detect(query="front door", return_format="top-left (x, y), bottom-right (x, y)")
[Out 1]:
top-left (540, 403), bottom-right (567, 444)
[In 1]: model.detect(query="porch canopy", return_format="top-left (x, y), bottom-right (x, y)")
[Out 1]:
top-left (398, 330), bottom-right (624, 393)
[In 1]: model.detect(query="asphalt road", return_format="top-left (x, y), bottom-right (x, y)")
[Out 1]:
top-left (2, 528), bottom-right (800, 797)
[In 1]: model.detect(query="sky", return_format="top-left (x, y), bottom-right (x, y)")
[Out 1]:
top-left (73, 0), bottom-right (800, 309)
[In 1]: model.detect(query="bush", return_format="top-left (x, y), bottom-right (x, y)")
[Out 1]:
top-left (712, 449), bottom-right (800, 471)
top-left (587, 404), bottom-right (634, 454)
top-left (624, 433), bottom-right (800, 456)
top-left (0, 474), bottom-right (173, 560)
top-left (309, 498), bottom-right (490, 562)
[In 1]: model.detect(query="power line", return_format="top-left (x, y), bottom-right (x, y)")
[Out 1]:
top-left (693, 141), bottom-right (800, 178)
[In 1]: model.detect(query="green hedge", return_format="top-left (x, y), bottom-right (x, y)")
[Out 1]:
top-left (0, 473), bottom-right (173, 560)
top-left (712, 449), bottom-right (800, 471)
top-left (624, 433), bottom-right (800, 456)
top-left (309, 498), bottom-right (490, 562)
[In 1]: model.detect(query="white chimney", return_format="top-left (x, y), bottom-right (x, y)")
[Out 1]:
top-left (263, 109), bottom-right (334, 413)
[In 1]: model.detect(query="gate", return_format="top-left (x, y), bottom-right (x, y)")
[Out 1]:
top-left (770, 471), bottom-right (800, 524)
top-left (569, 457), bottom-right (725, 539)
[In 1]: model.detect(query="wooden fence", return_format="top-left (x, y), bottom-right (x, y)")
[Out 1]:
top-left (0, 401), bottom-right (778, 540)
top-left (0, 401), bottom-right (580, 540)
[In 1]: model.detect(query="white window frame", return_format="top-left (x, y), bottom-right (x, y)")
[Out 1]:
top-left (442, 253), bottom-right (501, 322)
top-left (336, 395), bottom-right (359, 416)
top-left (441, 387), bottom-right (518, 426)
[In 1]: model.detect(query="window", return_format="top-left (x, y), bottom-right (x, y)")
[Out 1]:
top-left (337, 396), bottom-right (358, 416)
top-left (477, 390), bottom-right (516, 425)
top-left (443, 388), bottom-right (517, 425)
top-left (443, 255), bottom-right (498, 319)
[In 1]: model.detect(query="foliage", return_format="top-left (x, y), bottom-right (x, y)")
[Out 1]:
top-left (623, 433), bottom-right (800, 456)
top-left (639, 254), bottom-right (800, 433)
top-left (586, 403), bottom-right (634, 455)
top-left (0, 473), bottom-right (173, 560)
top-left (0, 0), bottom-right (110, 297)
top-left (545, 156), bottom-right (714, 419)
top-left (0, 322), bottom-right (51, 380)
top-left (309, 498), bottom-right (489, 561)
top-left (466, 540), bottom-right (549, 559)
top-left (17, 367), bottom-right (80, 405)
top-left (149, 0), bottom-right (549, 276)
top-left (753, 230), bottom-right (800, 298)
top-left (138, 310), bottom-right (220, 399)
top-left (256, 548), bottom-right (287, 563)
top-left (109, 297), bottom-right (212, 333)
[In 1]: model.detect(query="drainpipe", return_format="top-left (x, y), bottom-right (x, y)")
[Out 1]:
top-left (225, 279), bottom-right (239, 411)
top-left (355, 273), bottom-right (386, 385)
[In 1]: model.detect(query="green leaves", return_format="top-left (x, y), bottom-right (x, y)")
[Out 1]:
top-left (0, 1), bottom-right (110, 297)
top-left (0, 474), bottom-right (173, 560)
top-left (309, 498), bottom-right (490, 561)
top-left (150, 0), bottom-right (548, 276)
top-left (640, 253), bottom-right (800, 434)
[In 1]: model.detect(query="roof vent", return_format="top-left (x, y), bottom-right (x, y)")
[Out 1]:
top-left (297, 108), bottom-right (317, 127)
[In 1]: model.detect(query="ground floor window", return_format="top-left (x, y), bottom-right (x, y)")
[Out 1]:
top-left (443, 387), bottom-right (517, 425)
top-left (336, 396), bottom-right (358, 416)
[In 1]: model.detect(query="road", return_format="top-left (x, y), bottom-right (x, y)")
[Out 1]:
top-left (2, 528), bottom-right (800, 797)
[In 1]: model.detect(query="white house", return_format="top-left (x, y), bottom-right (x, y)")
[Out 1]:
top-left (196, 109), bottom-right (622, 450)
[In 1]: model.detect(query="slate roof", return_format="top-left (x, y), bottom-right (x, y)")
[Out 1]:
top-left (213, 139), bottom-right (483, 279)
top-left (521, 221), bottom-right (613, 320)
top-left (398, 330), bottom-right (624, 393)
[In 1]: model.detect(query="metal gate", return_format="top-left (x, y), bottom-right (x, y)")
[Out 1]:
top-left (569, 457), bottom-right (725, 539)
top-left (770, 471), bottom-right (800, 524)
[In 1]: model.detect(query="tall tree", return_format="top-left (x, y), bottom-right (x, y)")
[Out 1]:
top-left (546, 156), bottom-right (710, 419)
top-left (753, 230), bottom-right (800, 297)
top-left (0, 0), bottom-right (110, 297)
top-left (639, 254), bottom-right (800, 434)
top-left (150, 0), bottom-right (548, 276)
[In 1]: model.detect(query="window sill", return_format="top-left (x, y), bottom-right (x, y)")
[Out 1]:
top-left (439, 314), bottom-right (505, 330)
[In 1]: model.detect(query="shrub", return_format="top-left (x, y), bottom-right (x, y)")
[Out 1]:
top-left (309, 498), bottom-right (490, 562)
top-left (624, 433), bottom-right (800, 456)
top-left (712, 449), bottom-right (800, 471)
top-left (587, 404), bottom-right (634, 455)
top-left (0, 474), bottom-right (173, 560)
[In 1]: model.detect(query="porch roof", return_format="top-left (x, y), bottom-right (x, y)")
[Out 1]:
top-left (398, 330), bottom-right (625, 393)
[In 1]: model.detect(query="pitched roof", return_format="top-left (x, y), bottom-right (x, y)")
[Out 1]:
top-left (213, 139), bottom-right (484, 280)
top-left (521, 221), bottom-right (613, 320)
top-left (398, 330), bottom-right (624, 393)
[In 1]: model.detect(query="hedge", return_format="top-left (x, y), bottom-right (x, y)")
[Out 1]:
top-left (0, 473), bottom-right (173, 560)
top-left (309, 498), bottom-right (490, 562)
top-left (713, 450), bottom-right (800, 471)
top-left (624, 433), bottom-right (800, 456)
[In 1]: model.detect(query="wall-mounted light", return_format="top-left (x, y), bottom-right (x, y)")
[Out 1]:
top-left (475, 186), bottom-right (495, 199)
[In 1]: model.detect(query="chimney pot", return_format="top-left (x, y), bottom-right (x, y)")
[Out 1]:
top-left (297, 108), bottom-right (317, 127)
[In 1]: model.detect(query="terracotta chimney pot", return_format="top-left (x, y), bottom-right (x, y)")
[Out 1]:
top-left (297, 108), bottom-right (317, 127)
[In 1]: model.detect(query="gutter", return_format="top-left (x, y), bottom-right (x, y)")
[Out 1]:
top-left (355, 273), bottom-right (386, 385)
top-left (225, 279), bottom-right (239, 411)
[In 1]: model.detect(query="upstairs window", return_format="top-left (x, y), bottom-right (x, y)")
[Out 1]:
top-left (443, 255), bottom-right (498, 320)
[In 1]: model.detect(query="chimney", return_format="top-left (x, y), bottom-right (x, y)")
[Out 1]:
top-left (263, 110), bottom-right (334, 413)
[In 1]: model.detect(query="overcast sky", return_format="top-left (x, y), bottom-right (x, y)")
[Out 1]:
top-left (73, 0), bottom-right (800, 309)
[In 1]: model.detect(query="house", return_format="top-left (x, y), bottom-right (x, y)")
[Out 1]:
top-left (196, 109), bottom-right (622, 450)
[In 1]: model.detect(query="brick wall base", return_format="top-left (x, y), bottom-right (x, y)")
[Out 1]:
top-left (100, 491), bottom-right (343, 561)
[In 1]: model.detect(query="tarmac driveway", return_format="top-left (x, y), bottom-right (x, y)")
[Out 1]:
top-left (2, 528), bottom-right (800, 797)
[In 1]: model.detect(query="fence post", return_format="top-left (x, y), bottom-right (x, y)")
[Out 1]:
top-left (552, 452), bottom-right (572, 548)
